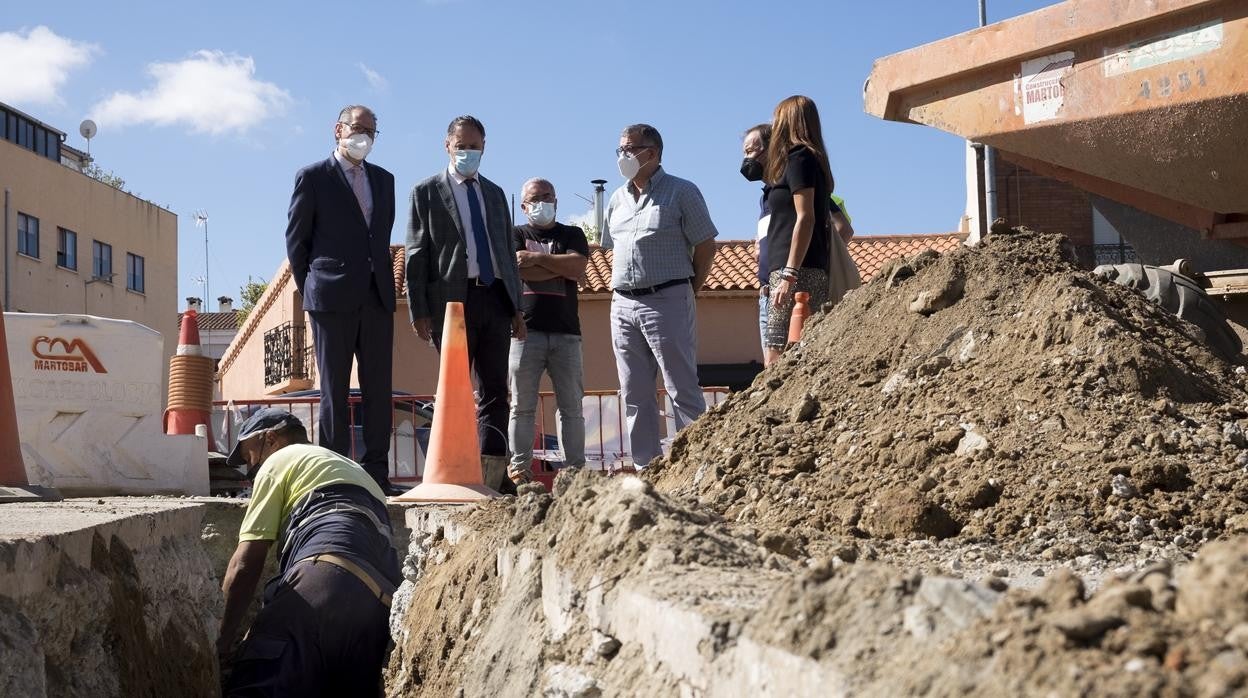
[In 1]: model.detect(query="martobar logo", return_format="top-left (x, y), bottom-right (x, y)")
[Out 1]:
top-left (31, 336), bottom-right (108, 373)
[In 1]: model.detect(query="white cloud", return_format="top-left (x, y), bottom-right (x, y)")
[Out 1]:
top-left (0, 26), bottom-right (96, 105)
top-left (357, 63), bottom-right (387, 91)
top-left (566, 208), bottom-right (595, 228)
top-left (91, 51), bottom-right (291, 135)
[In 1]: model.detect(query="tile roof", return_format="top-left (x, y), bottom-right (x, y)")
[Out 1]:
top-left (177, 311), bottom-right (239, 332)
top-left (387, 234), bottom-right (966, 296)
top-left (849, 233), bottom-right (967, 282)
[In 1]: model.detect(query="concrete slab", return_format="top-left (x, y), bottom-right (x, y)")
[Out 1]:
top-left (0, 497), bottom-right (220, 697)
top-left (0, 497), bottom-right (207, 600)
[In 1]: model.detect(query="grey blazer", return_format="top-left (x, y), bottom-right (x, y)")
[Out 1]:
top-left (404, 170), bottom-right (522, 326)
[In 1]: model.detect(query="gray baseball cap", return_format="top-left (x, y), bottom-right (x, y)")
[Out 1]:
top-left (226, 408), bottom-right (304, 466)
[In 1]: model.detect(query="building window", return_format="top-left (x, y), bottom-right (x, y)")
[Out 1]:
top-left (57, 228), bottom-right (78, 270)
top-left (0, 108), bottom-right (61, 161)
top-left (92, 240), bottom-right (112, 280)
top-left (17, 213), bottom-right (38, 258)
top-left (126, 253), bottom-right (145, 293)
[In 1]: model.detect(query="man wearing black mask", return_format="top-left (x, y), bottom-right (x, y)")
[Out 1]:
top-left (741, 123), bottom-right (772, 355)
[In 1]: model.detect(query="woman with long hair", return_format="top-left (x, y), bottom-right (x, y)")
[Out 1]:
top-left (762, 94), bottom-right (834, 365)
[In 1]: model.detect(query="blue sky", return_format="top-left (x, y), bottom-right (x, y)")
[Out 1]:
top-left (3, 0), bottom-right (1055, 307)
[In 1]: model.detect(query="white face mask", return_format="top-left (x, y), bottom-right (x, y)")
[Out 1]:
top-left (617, 153), bottom-right (641, 180)
top-left (525, 201), bottom-right (556, 226)
top-left (342, 133), bottom-right (373, 161)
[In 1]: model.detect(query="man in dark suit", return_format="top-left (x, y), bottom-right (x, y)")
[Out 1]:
top-left (405, 115), bottom-right (524, 491)
top-left (285, 105), bottom-right (398, 494)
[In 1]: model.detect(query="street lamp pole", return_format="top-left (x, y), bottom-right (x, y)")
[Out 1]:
top-left (194, 211), bottom-right (209, 313)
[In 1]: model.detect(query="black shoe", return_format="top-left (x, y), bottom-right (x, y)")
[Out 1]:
top-left (382, 483), bottom-right (408, 497)
top-left (496, 477), bottom-right (518, 497)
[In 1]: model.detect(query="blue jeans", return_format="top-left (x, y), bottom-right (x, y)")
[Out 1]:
top-left (507, 330), bottom-right (586, 473)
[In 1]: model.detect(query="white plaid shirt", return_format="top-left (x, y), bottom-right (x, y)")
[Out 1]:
top-left (601, 168), bottom-right (718, 291)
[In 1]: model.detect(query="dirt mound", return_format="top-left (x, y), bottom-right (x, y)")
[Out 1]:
top-left (385, 472), bottom-right (792, 698)
top-left (741, 535), bottom-right (1248, 696)
top-left (650, 231), bottom-right (1248, 560)
top-left (383, 472), bottom-right (1248, 697)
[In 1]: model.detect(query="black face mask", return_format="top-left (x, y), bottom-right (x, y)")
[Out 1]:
top-left (739, 157), bottom-right (764, 182)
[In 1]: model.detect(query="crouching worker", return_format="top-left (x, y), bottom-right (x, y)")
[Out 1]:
top-left (217, 408), bottom-right (400, 697)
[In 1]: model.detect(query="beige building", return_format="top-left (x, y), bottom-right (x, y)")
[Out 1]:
top-left (0, 102), bottom-right (178, 368)
top-left (217, 234), bottom-right (965, 403)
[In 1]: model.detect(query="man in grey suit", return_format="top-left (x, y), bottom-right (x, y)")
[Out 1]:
top-left (405, 115), bottom-right (524, 491)
top-left (286, 104), bottom-right (398, 494)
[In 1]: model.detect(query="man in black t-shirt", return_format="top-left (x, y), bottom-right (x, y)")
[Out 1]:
top-left (507, 178), bottom-right (590, 484)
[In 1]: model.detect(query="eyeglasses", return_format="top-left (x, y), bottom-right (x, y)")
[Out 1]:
top-left (339, 122), bottom-right (379, 138)
top-left (615, 144), bottom-right (653, 157)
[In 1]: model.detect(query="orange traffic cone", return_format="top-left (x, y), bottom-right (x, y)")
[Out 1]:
top-left (164, 308), bottom-right (215, 442)
top-left (0, 310), bottom-right (61, 502)
top-left (393, 302), bottom-right (497, 503)
top-left (788, 291), bottom-right (811, 343)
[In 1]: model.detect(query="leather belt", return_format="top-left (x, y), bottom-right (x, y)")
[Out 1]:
top-left (299, 553), bottom-right (393, 607)
top-left (469, 277), bottom-right (495, 288)
top-left (614, 277), bottom-right (690, 297)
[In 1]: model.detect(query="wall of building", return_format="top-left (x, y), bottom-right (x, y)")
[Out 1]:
top-left (216, 267), bottom-right (311, 401)
top-left (993, 155), bottom-right (1096, 265)
top-left (0, 139), bottom-right (177, 370)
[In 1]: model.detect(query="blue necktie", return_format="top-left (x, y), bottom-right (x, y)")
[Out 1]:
top-left (463, 179), bottom-right (495, 285)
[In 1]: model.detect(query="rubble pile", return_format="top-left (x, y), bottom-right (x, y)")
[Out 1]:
top-left (386, 474), bottom-right (1248, 696)
top-left (651, 231), bottom-right (1248, 566)
top-left (386, 472), bottom-right (794, 698)
top-left (388, 231), bottom-right (1248, 696)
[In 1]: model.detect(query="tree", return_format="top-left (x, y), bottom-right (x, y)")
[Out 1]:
top-left (576, 221), bottom-right (600, 245)
top-left (83, 162), bottom-right (126, 190)
top-left (236, 276), bottom-right (268, 323)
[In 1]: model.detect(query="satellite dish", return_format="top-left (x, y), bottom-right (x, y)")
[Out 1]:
top-left (79, 119), bottom-right (97, 139)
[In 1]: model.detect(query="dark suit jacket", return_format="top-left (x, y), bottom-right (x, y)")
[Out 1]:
top-left (404, 170), bottom-right (521, 326)
top-left (286, 156), bottom-right (397, 313)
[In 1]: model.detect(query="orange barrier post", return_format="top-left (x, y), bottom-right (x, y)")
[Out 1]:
top-left (788, 291), bottom-right (811, 344)
top-left (393, 302), bottom-right (498, 503)
top-left (164, 308), bottom-right (215, 443)
top-left (0, 311), bottom-right (61, 502)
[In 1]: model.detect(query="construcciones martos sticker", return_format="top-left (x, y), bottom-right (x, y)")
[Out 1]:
top-left (1015, 51), bottom-right (1075, 125)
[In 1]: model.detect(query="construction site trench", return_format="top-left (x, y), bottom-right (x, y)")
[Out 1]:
top-left (4, 230), bottom-right (1248, 696)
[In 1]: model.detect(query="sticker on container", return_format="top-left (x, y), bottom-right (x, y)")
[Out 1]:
top-left (1103, 20), bottom-right (1223, 77)
top-left (1015, 51), bottom-right (1075, 124)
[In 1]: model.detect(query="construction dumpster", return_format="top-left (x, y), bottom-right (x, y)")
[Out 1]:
top-left (864, 0), bottom-right (1248, 269)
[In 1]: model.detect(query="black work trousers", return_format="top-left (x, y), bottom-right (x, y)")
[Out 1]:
top-left (223, 559), bottom-right (390, 697)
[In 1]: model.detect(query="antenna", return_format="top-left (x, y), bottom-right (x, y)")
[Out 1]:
top-left (79, 119), bottom-right (97, 160)
top-left (193, 211), bottom-right (209, 315)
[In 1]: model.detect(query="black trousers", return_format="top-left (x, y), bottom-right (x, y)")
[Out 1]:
top-left (223, 560), bottom-right (390, 697)
top-left (433, 280), bottom-right (512, 457)
top-left (308, 288), bottom-right (394, 486)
